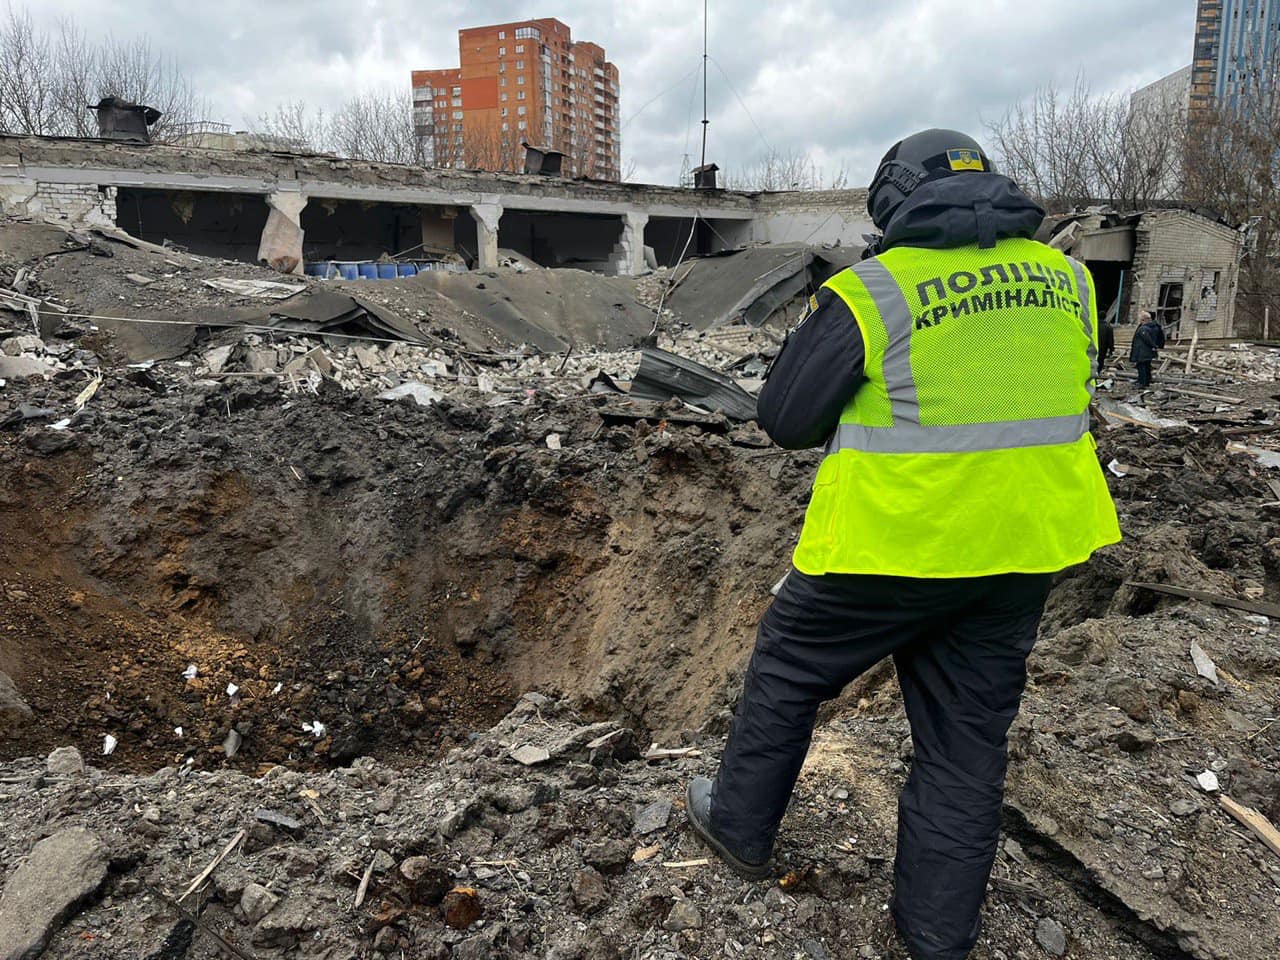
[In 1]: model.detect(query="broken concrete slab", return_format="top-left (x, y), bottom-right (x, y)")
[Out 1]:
top-left (0, 335), bottom-right (43, 356)
top-left (203, 345), bottom-right (234, 374)
top-left (0, 356), bottom-right (50, 379)
top-left (0, 827), bottom-right (109, 960)
top-left (94, 310), bottom-right (195, 363)
top-left (665, 244), bottom-right (859, 331)
top-left (414, 268), bottom-right (652, 352)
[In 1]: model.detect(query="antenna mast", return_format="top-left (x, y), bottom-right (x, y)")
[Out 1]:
top-left (699, 0), bottom-right (708, 168)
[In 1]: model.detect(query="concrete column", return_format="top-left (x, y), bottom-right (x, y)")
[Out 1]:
top-left (257, 190), bottom-right (308, 275)
top-left (470, 202), bottom-right (503, 271)
top-left (613, 210), bottom-right (650, 277)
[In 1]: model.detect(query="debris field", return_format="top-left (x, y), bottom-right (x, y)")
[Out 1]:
top-left (1, 218), bottom-right (1279, 959)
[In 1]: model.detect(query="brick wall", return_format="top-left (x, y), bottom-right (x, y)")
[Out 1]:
top-left (1127, 210), bottom-right (1242, 338)
top-left (28, 182), bottom-right (117, 227)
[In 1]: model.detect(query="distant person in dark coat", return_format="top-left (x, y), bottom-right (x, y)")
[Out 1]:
top-left (1129, 311), bottom-right (1165, 388)
top-left (1098, 316), bottom-right (1115, 372)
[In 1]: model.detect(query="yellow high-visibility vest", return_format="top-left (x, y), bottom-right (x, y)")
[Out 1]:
top-left (792, 237), bottom-right (1121, 578)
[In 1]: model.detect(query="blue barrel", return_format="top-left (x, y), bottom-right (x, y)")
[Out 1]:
top-left (396, 263), bottom-right (418, 277)
top-left (358, 263), bottom-right (378, 280)
top-left (303, 263), bottom-right (324, 277)
top-left (337, 262), bottom-right (359, 280)
top-left (377, 263), bottom-right (397, 279)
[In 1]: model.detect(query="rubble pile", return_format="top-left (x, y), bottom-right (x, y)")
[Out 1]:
top-left (0, 697), bottom-right (1216, 960)
top-left (1, 215), bottom-right (1279, 958)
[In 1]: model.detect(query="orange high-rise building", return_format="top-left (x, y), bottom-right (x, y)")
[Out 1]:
top-left (412, 18), bottom-right (621, 180)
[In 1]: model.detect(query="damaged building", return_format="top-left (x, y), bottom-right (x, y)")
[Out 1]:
top-left (0, 134), bottom-right (869, 283)
top-left (1048, 206), bottom-right (1246, 341)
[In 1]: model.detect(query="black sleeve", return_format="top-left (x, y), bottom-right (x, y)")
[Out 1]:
top-left (756, 287), bottom-right (865, 450)
top-left (1154, 324), bottom-right (1167, 348)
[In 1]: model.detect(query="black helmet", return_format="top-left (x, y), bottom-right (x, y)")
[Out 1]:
top-left (867, 129), bottom-right (995, 230)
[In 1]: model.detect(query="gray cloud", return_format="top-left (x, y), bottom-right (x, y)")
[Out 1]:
top-left (29, 0), bottom-right (1196, 185)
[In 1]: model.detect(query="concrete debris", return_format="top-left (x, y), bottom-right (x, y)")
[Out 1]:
top-left (666, 244), bottom-right (860, 330)
top-left (0, 335), bottom-right (42, 355)
top-left (0, 355), bottom-right (50, 379)
top-left (509, 744), bottom-right (551, 766)
top-left (377, 381), bottom-right (441, 406)
top-left (201, 277), bottom-right (306, 299)
top-left (0, 671), bottom-right (31, 729)
top-left (0, 827), bottom-right (109, 960)
top-left (1189, 640), bottom-right (1219, 684)
top-left (1196, 771), bottom-right (1221, 792)
top-left (44, 746), bottom-right (84, 776)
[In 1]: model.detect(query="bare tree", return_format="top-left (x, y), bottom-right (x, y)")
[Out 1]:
top-left (985, 76), bottom-right (1187, 211)
top-left (0, 5), bottom-right (57, 136)
top-left (253, 88), bottom-right (420, 163)
top-left (250, 101), bottom-right (328, 152)
top-left (1184, 57), bottom-right (1280, 336)
top-left (329, 87), bottom-right (420, 165)
top-left (0, 4), bottom-right (210, 142)
top-left (725, 148), bottom-right (850, 192)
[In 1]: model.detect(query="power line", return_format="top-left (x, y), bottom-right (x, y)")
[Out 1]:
top-left (621, 61), bottom-right (703, 132)
top-left (708, 54), bottom-right (773, 156)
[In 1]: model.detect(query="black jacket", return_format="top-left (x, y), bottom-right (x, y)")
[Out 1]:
top-left (1098, 320), bottom-right (1115, 366)
top-left (756, 174), bottom-right (1046, 449)
top-left (1129, 320), bottom-right (1165, 363)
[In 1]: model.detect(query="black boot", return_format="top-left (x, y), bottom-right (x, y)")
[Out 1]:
top-left (685, 777), bottom-right (773, 880)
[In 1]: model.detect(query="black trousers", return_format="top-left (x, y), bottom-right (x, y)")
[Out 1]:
top-left (710, 570), bottom-right (1052, 960)
top-left (1136, 360), bottom-right (1153, 387)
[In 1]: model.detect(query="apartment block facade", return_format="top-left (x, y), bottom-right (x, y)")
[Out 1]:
top-left (412, 18), bottom-right (621, 180)
top-left (1190, 0), bottom-right (1280, 114)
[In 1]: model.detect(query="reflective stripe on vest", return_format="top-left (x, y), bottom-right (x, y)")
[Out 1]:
top-left (827, 254), bottom-right (1097, 455)
top-left (1068, 257), bottom-right (1099, 384)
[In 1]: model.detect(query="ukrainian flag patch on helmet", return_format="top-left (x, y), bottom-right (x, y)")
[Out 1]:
top-left (947, 148), bottom-right (984, 171)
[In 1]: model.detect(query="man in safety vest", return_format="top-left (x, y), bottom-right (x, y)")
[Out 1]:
top-left (685, 129), bottom-right (1121, 960)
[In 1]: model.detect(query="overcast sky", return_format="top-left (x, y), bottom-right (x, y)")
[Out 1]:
top-left (26, 1), bottom-right (1196, 186)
